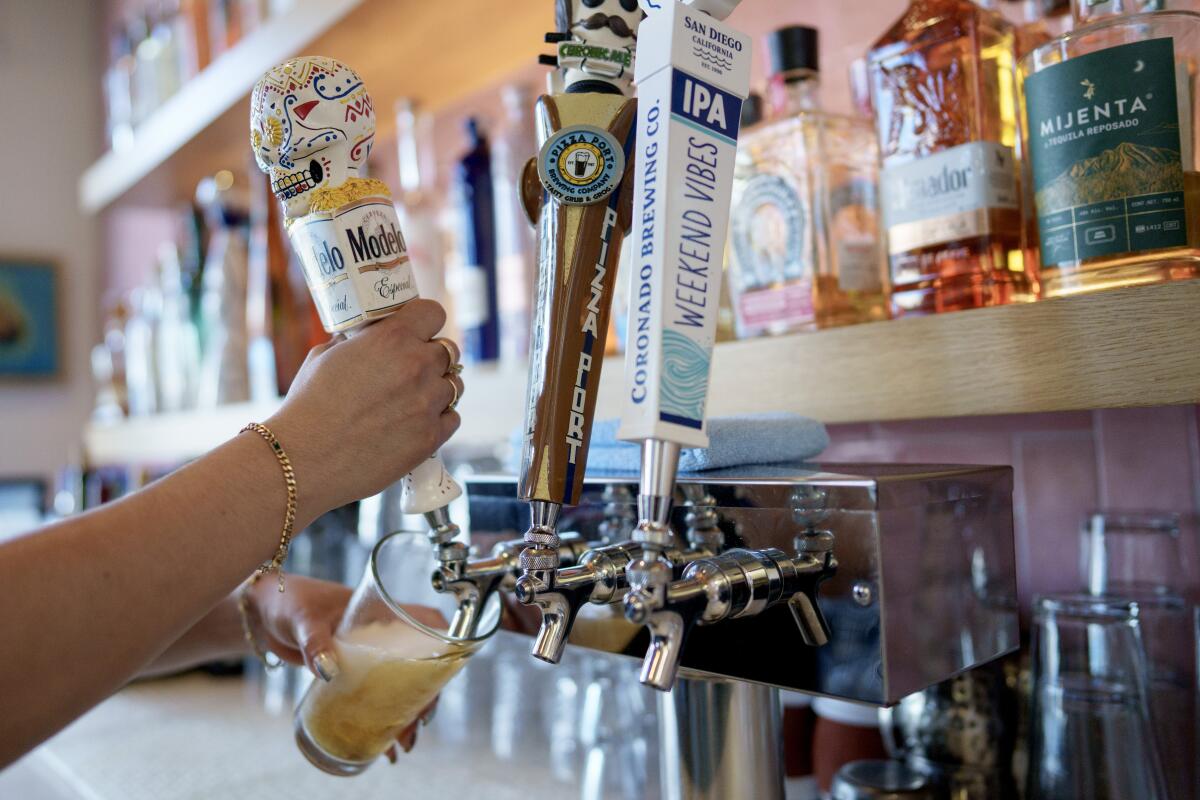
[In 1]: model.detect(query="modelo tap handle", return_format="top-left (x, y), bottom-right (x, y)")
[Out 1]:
top-left (627, 545), bottom-right (838, 691)
top-left (250, 57), bottom-right (462, 533)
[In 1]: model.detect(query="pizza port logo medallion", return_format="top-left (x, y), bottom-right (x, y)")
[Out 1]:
top-left (538, 124), bottom-right (625, 205)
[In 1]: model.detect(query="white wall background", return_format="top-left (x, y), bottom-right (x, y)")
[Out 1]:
top-left (0, 0), bottom-right (102, 490)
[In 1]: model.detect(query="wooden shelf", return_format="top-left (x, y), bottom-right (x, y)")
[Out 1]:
top-left (79, 0), bottom-right (549, 213)
top-left (82, 280), bottom-right (1200, 465)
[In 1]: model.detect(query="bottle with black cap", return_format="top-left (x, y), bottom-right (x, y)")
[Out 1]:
top-left (725, 25), bottom-right (887, 341)
top-left (766, 24), bottom-right (821, 119)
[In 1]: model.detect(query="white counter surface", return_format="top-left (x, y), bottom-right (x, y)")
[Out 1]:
top-left (1, 632), bottom-right (663, 800)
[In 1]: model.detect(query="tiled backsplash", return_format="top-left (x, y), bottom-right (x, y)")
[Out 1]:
top-left (824, 406), bottom-right (1200, 615)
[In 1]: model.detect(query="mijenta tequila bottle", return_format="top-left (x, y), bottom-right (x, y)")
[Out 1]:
top-left (1019, 0), bottom-right (1200, 296)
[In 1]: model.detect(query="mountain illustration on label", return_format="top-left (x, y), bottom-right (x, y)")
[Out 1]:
top-left (1036, 141), bottom-right (1183, 212)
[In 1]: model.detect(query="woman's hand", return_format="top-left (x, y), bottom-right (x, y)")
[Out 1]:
top-left (265, 300), bottom-right (465, 524)
top-left (245, 574), bottom-right (438, 755)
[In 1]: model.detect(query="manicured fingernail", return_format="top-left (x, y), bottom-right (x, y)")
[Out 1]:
top-left (401, 729), bottom-right (417, 753)
top-left (386, 748), bottom-right (397, 764)
top-left (314, 651), bottom-right (340, 682)
top-left (420, 706), bottom-right (437, 727)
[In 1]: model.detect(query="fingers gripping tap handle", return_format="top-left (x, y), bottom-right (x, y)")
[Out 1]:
top-left (250, 56), bottom-right (462, 523)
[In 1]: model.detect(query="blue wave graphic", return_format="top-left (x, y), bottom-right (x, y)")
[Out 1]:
top-left (692, 47), bottom-right (734, 70)
top-left (659, 330), bottom-right (710, 424)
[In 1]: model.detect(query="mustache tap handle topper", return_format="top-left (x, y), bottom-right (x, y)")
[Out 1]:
top-left (618, 0), bottom-right (752, 683)
top-left (250, 57), bottom-right (462, 537)
top-left (512, 0), bottom-right (644, 661)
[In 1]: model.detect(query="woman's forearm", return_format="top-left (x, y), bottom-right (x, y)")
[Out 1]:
top-left (138, 593), bottom-right (248, 679)
top-left (0, 303), bottom-right (460, 768)
top-left (0, 432), bottom-right (314, 766)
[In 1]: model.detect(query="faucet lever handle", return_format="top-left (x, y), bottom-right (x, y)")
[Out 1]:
top-left (787, 587), bottom-right (831, 647)
top-left (639, 607), bottom-right (698, 691)
top-left (789, 531), bottom-right (838, 647)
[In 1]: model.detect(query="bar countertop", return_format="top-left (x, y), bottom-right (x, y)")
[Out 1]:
top-left (1, 632), bottom-right (665, 800)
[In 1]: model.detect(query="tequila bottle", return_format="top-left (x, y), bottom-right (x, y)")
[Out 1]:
top-left (726, 26), bottom-right (886, 338)
top-left (868, 0), bottom-right (1036, 316)
top-left (1019, 0), bottom-right (1200, 297)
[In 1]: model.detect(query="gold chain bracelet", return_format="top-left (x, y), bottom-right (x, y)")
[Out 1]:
top-left (238, 571), bottom-right (284, 670)
top-left (240, 422), bottom-right (297, 592)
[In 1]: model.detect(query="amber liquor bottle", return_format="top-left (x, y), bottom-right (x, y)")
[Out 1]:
top-left (868, 0), bottom-right (1037, 316)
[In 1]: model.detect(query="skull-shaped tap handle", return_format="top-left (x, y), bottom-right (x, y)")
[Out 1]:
top-left (250, 57), bottom-right (462, 529)
top-left (514, 2), bottom-right (643, 619)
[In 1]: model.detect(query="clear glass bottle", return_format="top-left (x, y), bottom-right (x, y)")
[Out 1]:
top-left (103, 28), bottom-right (136, 151)
top-left (727, 26), bottom-right (887, 339)
top-left (1019, 1), bottom-right (1200, 297)
top-left (867, 0), bottom-right (1036, 316)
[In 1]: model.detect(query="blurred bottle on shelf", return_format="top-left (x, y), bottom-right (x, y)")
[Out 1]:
top-left (726, 26), bottom-right (886, 340)
top-left (451, 117), bottom-right (500, 363)
top-left (868, 0), bottom-right (1035, 316)
top-left (130, 13), bottom-right (158, 127)
top-left (103, 28), bottom-right (136, 152)
top-left (196, 172), bottom-right (251, 407)
top-left (91, 300), bottom-right (130, 422)
top-left (90, 343), bottom-right (124, 423)
top-left (395, 99), bottom-right (454, 339)
top-left (208, 0), bottom-right (242, 61)
top-left (247, 170), bottom-right (299, 398)
top-left (155, 242), bottom-right (202, 412)
top-left (124, 286), bottom-right (160, 417)
top-left (491, 84), bottom-right (538, 364)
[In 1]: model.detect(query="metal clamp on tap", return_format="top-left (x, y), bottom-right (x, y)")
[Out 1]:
top-left (518, 479), bottom-right (729, 664)
top-left (626, 537), bottom-right (838, 691)
top-left (432, 521), bottom-right (591, 640)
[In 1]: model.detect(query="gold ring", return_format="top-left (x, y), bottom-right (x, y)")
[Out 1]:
top-left (448, 362), bottom-right (464, 376)
top-left (434, 337), bottom-right (459, 369)
top-left (444, 375), bottom-right (460, 411)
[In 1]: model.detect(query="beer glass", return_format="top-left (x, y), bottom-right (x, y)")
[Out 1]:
top-left (1027, 594), bottom-right (1167, 800)
top-left (1081, 511), bottom-right (1196, 800)
top-left (294, 529), bottom-right (501, 776)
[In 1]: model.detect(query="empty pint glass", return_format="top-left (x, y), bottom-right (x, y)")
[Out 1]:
top-left (294, 530), bottom-right (501, 775)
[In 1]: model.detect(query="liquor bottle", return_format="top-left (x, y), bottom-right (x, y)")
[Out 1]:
top-left (452, 118), bottom-right (500, 363)
top-left (726, 26), bottom-right (886, 338)
top-left (1011, 1), bottom-right (1074, 54)
top-left (867, 0), bottom-right (1036, 316)
top-left (103, 28), bottom-right (136, 151)
top-left (491, 85), bottom-right (538, 365)
top-left (1019, 0), bottom-right (1200, 297)
top-left (155, 242), bottom-right (202, 412)
top-left (195, 174), bottom-right (251, 407)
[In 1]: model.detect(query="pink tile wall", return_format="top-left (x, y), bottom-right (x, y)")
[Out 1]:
top-left (826, 407), bottom-right (1200, 614)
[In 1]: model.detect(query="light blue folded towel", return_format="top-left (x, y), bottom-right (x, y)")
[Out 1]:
top-left (506, 412), bottom-right (828, 474)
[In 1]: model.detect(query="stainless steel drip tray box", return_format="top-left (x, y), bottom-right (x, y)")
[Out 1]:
top-left (465, 463), bottom-right (1019, 705)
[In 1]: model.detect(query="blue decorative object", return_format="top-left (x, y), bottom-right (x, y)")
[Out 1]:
top-left (0, 260), bottom-right (58, 377)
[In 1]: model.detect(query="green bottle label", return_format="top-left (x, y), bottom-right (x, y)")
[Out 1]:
top-left (1024, 38), bottom-right (1186, 267)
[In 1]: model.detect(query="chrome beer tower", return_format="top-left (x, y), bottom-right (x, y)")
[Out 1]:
top-left (430, 0), bottom-right (1018, 721)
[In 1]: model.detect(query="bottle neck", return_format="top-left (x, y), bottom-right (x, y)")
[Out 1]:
top-left (1071, 0), bottom-right (1134, 23)
top-left (768, 71), bottom-right (821, 118)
